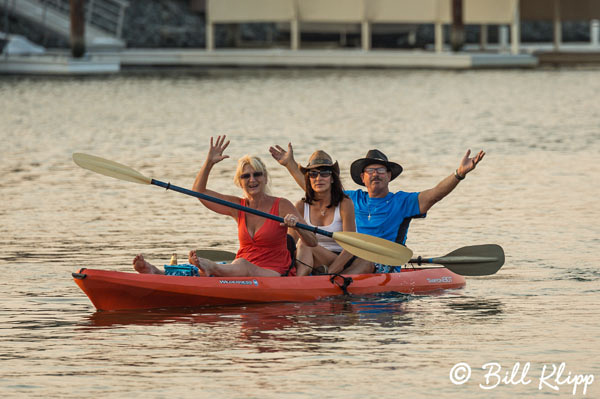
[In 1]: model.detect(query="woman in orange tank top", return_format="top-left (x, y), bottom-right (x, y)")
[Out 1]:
top-left (185, 135), bottom-right (317, 277)
top-left (132, 136), bottom-right (316, 277)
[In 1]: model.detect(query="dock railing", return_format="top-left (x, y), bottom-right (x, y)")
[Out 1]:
top-left (40, 0), bottom-right (129, 38)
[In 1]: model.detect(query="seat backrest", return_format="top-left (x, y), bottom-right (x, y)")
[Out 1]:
top-left (282, 234), bottom-right (297, 276)
top-left (395, 214), bottom-right (426, 245)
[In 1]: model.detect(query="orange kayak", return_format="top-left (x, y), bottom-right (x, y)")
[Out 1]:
top-left (73, 267), bottom-right (465, 311)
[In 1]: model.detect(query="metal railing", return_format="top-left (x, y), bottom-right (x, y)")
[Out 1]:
top-left (40, 0), bottom-right (129, 38)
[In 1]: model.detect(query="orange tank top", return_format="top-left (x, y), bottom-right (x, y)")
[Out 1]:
top-left (236, 198), bottom-right (292, 275)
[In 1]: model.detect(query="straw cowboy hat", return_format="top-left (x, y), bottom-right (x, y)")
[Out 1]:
top-left (350, 149), bottom-right (403, 186)
top-left (299, 150), bottom-right (340, 175)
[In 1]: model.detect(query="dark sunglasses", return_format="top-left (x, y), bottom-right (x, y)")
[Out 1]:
top-left (240, 171), bottom-right (264, 180)
top-left (308, 169), bottom-right (333, 178)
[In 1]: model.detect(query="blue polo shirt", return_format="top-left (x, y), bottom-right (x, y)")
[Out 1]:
top-left (345, 189), bottom-right (423, 244)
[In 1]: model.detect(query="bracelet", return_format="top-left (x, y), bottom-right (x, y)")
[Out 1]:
top-left (454, 169), bottom-right (465, 181)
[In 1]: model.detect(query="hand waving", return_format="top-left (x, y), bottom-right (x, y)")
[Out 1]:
top-left (269, 142), bottom-right (295, 167)
top-left (457, 149), bottom-right (485, 177)
top-left (207, 135), bottom-right (230, 165)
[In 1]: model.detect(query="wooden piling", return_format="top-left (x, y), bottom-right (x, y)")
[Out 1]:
top-left (450, 0), bottom-right (464, 52)
top-left (70, 0), bottom-right (85, 58)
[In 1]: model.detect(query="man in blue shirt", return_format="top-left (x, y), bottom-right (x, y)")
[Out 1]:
top-left (270, 144), bottom-right (485, 274)
top-left (346, 150), bottom-right (421, 245)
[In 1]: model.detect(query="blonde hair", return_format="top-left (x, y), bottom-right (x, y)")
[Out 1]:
top-left (233, 155), bottom-right (270, 192)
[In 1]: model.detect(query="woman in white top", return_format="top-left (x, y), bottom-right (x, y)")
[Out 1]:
top-left (271, 146), bottom-right (357, 276)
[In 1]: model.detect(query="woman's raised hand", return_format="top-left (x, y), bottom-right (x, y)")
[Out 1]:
top-left (207, 135), bottom-right (231, 165)
top-left (269, 142), bottom-right (295, 167)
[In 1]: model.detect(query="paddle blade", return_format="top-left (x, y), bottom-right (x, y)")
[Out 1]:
top-left (73, 153), bottom-right (152, 185)
top-left (433, 244), bottom-right (505, 276)
top-left (195, 249), bottom-right (236, 262)
top-left (332, 231), bottom-right (413, 266)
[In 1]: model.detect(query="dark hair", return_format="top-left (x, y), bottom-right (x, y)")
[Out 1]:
top-left (303, 167), bottom-right (348, 208)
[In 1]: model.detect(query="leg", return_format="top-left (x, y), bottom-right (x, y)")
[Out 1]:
top-left (327, 250), bottom-right (355, 274)
top-left (342, 258), bottom-right (374, 275)
top-left (311, 246), bottom-right (340, 269)
top-left (196, 257), bottom-right (280, 277)
top-left (133, 254), bottom-right (164, 275)
top-left (296, 240), bottom-right (341, 276)
top-left (295, 240), bottom-right (314, 276)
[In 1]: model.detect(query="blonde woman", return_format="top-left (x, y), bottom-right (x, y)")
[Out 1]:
top-left (134, 135), bottom-right (316, 277)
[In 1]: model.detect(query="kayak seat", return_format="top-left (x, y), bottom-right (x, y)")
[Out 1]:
top-left (395, 213), bottom-right (426, 245)
top-left (282, 234), bottom-right (296, 276)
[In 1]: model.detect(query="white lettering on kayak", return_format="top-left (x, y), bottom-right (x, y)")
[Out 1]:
top-left (426, 276), bottom-right (453, 284)
top-left (218, 279), bottom-right (259, 286)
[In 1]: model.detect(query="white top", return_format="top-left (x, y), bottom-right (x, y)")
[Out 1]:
top-left (303, 202), bottom-right (343, 252)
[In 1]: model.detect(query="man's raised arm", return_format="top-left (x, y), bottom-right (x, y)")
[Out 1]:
top-left (418, 149), bottom-right (485, 214)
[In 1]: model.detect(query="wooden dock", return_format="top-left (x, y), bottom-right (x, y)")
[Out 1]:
top-left (118, 48), bottom-right (538, 69)
top-left (6, 45), bottom-right (600, 75)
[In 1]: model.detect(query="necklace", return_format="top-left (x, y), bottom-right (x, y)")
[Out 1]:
top-left (367, 198), bottom-right (389, 220)
top-left (315, 197), bottom-right (330, 217)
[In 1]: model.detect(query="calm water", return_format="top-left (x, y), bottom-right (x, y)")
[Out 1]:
top-left (1, 68), bottom-right (599, 398)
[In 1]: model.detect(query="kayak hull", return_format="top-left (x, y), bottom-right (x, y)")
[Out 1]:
top-left (73, 268), bottom-right (466, 311)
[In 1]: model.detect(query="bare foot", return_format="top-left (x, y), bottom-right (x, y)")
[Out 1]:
top-left (188, 250), bottom-right (200, 267)
top-left (189, 250), bottom-right (207, 276)
top-left (133, 254), bottom-right (163, 274)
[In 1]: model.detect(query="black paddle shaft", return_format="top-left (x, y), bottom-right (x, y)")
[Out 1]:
top-left (151, 179), bottom-right (332, 238)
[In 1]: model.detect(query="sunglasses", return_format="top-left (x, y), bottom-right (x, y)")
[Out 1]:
top-left (308, 169), bottom-right (333, 178)
top-left (240, 171), bottom-right (264, 180)
top-left (363, 167), bottom-right (388, 175)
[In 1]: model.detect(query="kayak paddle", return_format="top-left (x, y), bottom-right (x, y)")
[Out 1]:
top-left (196, 244), bottom-right (505, 276)
top-left (73, 153), bottom-right (413, 266)
top-left (409, 244), bottom-right (504, 276)
top-left (194, 249), bottom-right (236, 262)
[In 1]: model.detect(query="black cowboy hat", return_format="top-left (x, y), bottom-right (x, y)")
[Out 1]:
top-left (299, 150), bottom-right (340, 175)
top-left (350, 149), bottom-right (403, 186)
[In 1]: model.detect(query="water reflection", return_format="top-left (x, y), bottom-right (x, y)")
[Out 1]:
top-left (82, 293), bottom-right (412, 332)
top-left (77, 294), bottom-right (418, 356)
